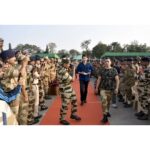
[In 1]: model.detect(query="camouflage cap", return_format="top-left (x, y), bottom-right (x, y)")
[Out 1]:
top-left (62, 59), bottom-right (70, 64)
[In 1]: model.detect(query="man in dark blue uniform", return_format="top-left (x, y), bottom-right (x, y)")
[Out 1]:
top-left (77, 55), bottom-right (93, 105)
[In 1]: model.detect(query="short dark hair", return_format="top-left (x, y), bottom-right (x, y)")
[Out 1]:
top-left (82, 54), bottom-right (87, 58)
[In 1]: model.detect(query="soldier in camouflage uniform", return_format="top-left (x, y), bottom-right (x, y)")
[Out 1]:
top-left (57, 59), bottom-right (81, 125)
top-left (0, 49), bottom-right (21, 119)
top-left (135, 63), bottom-right (150, 120)
top-left (43, 57), bottom-right (51, 99)
top-left (27, 57), bottom-right (39, 125)
top-left (36, 58), bottom-right (48, 111)
top-left (95, 58), bottom-right (119, 124)
top-left (15, 53), bottom-right (29, 125)
top-left (123, 63), bottom-right (136, 108)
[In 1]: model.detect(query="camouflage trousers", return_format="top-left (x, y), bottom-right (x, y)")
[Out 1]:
top-left (59, 88), bottom-right (77, 121)
top-left (18, 94), bottom-right (29, 125)
top-left (32, 85), bottom-right (39, 117)
top-left (137, 83), bottom-right (150, 114)
top-left (9, 95), bottom-right (21, 119)
top-left (39, 82), bottom-right (45, 107)
top-left (125, 87), bottom-right (133, 104)
top-left (27, 89), bottom-right (35, 124)
top-left (100, 90), bottom-right (112, 115)
top-left (43, 78), bottom-right (49, 95)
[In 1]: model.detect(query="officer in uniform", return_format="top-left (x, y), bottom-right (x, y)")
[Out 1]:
top-left (43, 56), bottom-right (51, 99)
top-left (17, 54), bottom-right (29, 125)
top-left (135, 59), bottom-right (150, 120)
top-left (57, 59), bottom-right (81, 125)
top-left (0, 49), bottom-right (21, 119)
top-left (27, 56), bottom-right (40, 124)
top-left (123, 60), bottom-right (136, 108)
top-left (37, 57), bottom-right (48, 111)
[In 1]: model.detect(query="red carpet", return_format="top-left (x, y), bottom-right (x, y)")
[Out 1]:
top-left (40, 79), bottom-right (109, 125)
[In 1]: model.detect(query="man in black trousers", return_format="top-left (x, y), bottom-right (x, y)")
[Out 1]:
top-left (77, 55), bottom-right (93, 105)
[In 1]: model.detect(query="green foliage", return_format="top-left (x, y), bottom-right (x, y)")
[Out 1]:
top-left (92, 42), bottom-right (108, 58)
top-left (14, 44), bottom-right (42, 54)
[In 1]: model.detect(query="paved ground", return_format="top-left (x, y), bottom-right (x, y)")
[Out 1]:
top-left (38, 77), bottom-right (150, 125)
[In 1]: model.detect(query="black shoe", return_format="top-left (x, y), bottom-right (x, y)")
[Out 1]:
top-left (84, 100), bottom-right (87, 103)
top-left (34, 114), bottom-right (42, 119)
top-left (60, 120), bottom-right (70, 125)
top-left (101, 115), bottom-right (108, 123)
top-left (70, 115), bottom-right (81, 121)
top-left (80, 101), bottom-right (84, 106)
top-left (135, 111), bottom-right (145, 117)
top-left (40, 105), bottom-right (48, 111)
top-left (137, 114), bottom-right (148, 120)
top-left (28, 118), bottom-right (39, 125)
top-left (107, 112), bottom-right (111, 117)
top-left (118, 98), bottom-right (124, 102)
top-left (45, 95), bottom-right (52, 100)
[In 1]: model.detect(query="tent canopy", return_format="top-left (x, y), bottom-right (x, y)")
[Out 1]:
top-left (101, 52), bottom-right (150, 58)
top-left (73, 54), bottom-right (82, 60)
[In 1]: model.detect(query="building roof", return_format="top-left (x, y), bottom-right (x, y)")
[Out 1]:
top-left (101, 52), bottom-right (150, 57)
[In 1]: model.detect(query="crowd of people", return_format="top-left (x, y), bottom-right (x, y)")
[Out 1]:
top-left (0, 37), bottom-right (150, 125)
top-left (93, 57), bottom-right (150, 123)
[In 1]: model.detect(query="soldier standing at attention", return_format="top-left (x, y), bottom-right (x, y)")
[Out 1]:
top-left (57, 59), bottom-right (81, 125)
top-left (0, 49), bottom-right (21, 119)
top-left (95, 58), bottom-right (119, 124)
top-left (17, 54), bottom-right (30, 125)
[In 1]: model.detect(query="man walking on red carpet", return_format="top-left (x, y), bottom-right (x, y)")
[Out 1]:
top-left (57, 59), bottom-right (81, 125)
top-left (77, 55), bottom-right (93, 106)
top-left (95, 58), bottom-right (119, 124)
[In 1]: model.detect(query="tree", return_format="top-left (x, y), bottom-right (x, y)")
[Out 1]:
top-left (47, 42), bottom-right (57, 53)
top-left (69, 49), bottom-right (80, 57)
top-left (57, 49), bottom-right (69, 57)
top-left (92, 42), bottom-right (108, 58)
top-left (14, 44), bottom-right (42, 54)
top-left (110, 42), bottom-right (123, 52)
top-left (81, 40), bottom-right (91, 56)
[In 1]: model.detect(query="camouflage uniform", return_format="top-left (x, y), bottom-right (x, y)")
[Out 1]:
top-left (27, 64), bottom-right (36, 124)
top-left (57, 65), bottom-right (78, 121)
top-left (99, 68), bottom-right (118, 115)
top-left (123, 66), bottom-right (136, 105)
top-left (43, 61), bottom-right (50, 96)
top-left (0, 65), bottom-right (20, 118)
top-left (137, 70), bottom-right (150, 117)
top-left (37, 64), bottom-right (47, 110)
top-left (17, 63), bottom-right (29, 125)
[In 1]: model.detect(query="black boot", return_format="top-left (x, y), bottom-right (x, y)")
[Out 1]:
top-left (135, 111), bottom-right (145, 117)
top-left (107, 112), bottom-right (111, 117)
top-left (101, 115), bottom-right (108, 123)
top-left (70, 115), bottom-right (81, 121)
top-left (138, 114), bottom-right (148, 120)
top-left (60, 120), bottom-right (70, 125)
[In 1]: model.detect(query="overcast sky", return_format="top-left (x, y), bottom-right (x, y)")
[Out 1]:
top-left (1, 25), bottom-right (150, 52)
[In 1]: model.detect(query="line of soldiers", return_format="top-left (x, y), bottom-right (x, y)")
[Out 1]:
top-left (0, 38), bottom-right (58, 125)
top-left (93, 57), bottom-right (150, 121)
